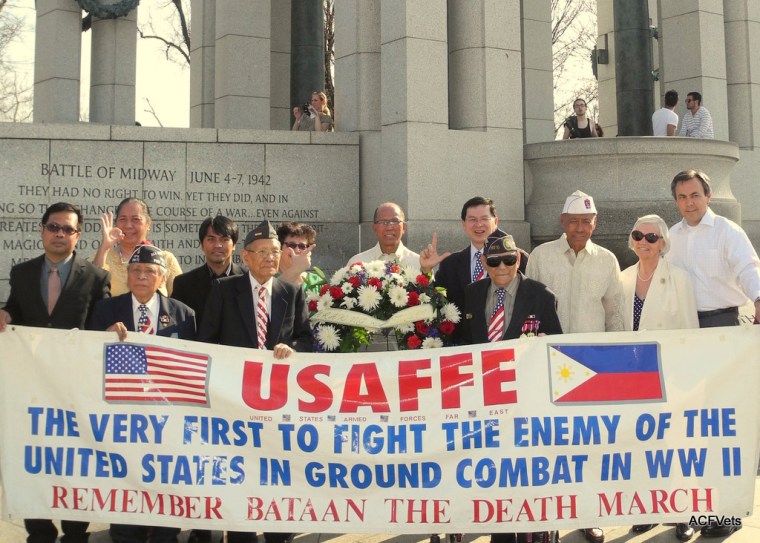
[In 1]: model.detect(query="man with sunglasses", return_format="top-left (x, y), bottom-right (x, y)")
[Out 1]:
top-left (172, 216), bottom-right (244, 333)
top-left (462, 232), bottom-right (561, 543)
top-left (0, 202), bottom-right (110, 543)
top-left (276, 221), bottom-right (321, 293)
top-left (347, 202), bottom-right (420, 267)
top-left (678, 91), bottom-right (714, 139)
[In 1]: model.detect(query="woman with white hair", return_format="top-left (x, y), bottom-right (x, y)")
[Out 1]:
top-left (622, 214), bottom-right (697, 541)
top-left (621, 214), bottom-right (698, 331)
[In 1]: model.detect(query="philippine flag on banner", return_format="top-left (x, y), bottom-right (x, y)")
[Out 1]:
top-left (548, 342), bottom-right (664, 404)
top-left (104, 343), bottom-right (210, 406)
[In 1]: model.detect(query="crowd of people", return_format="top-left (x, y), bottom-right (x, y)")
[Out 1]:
top-left (2, 168), bottom-right (759, 543)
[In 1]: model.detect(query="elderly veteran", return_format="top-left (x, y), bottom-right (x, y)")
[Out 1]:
top-left (89, 244), bottom-right (196, 341)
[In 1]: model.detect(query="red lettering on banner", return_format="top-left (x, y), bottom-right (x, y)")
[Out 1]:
top-left (598, 488), bottom-right (714, 516)
top-left (242, 362), bottom-right (290, 410)
top-left (247, 497), bottom-right (366, 522)
top-left (52, 485), bottom-right (68, 508)
top-left (398, 359), bottom-right (433, 411)
top-left (341, 363), bottom-right (390, 412)
top-left (481, 349), bottom-right (517, 405)
top-left (384, 498), bottom-right (450, 523)
top-left (297, 364), bottom-right (332, 412)
top-left (440, 353), bottom-right (474, 408)
top-left (472, 496), bottom-right (578, 523)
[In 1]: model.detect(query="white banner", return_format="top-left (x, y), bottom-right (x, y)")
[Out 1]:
top-left (1, 325), bottom-right (759, 534)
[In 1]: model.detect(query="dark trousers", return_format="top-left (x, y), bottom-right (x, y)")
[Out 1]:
top-left (109, 524), bottom-right (180, 543)
top-left (25, 519), bottom-right (89, 543)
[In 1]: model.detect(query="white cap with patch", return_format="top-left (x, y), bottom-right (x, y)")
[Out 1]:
top-left (562, 190), bottom-right (597, 214)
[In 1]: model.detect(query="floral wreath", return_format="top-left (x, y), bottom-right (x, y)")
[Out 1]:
top-left (307, 260), bottom-right (460, 352)
top-left (76, 0), bottom-right (140, 19)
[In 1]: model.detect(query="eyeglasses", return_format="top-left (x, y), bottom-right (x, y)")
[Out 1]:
top-left (245, 249), bottom-right (281, 259)
top-left (485, 253), bottom-right (518, 267)
top-left (283, 241), bottom-right (308, 251)
top-left (631, 230), bottom-right (662, 243)
top-left (41, 223), bottom-right (80, 236)
top-left (374, 219), bottom-right (404, 226)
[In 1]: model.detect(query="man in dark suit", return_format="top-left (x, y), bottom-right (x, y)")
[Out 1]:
top-left (0, 202), bottom-right (110, 543)
top-left (198, 220), bottom-right (311, 543)
top-left (88, 245), bottom-right (194, 543)
top-left (463, 233), bottom-right (561, 543)
top-left (419, 197), bottom-right (529, 343)
top-left (172, 215), bottom-right (244, 328)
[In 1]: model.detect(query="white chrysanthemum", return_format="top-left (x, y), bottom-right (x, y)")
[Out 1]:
top-left (440, 303), bottom-right (462, 323)
top-left (341, 297), bottom-right (357, 309)
top-left (388, 272), bottom-right (405, 285)
top-left (395, 322), bottom-right (414, 334)
top-left (402, 265), bottom-right (421, 279)
top-left (316, 293), bottom-right (334, 312)
top-left (316, 325), bottom-right (341, 351)
top-left (305, 289), bottom-right (320, 302)
top-left (357, 285), bottom-right (382, 311)
top-left (364, 260), bottom-right (386, 279)
top-left (422, 337), bottom-right (444, 349)
top-left (388, 285), bottom-right (409, 307)
top-left (350, 264), bottom-right (363, 274)
top-left (341, 282), bottom-right (354, 294)
top-left (330, 266), bottom-right (349, 285)
top-left (419, 293), bottom-right (431, 304)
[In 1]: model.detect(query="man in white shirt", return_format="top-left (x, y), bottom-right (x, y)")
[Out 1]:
top-left (666, 169), bottom-right (760, 536)
top-left (652, 89), bottom-right (679, 136)
top-left (678, 91), bottom-right (714, 138)
top-left (347, 202), bottom-right (420, 267)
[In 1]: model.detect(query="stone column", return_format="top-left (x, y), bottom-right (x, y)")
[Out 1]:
top-left (659, 1), bottom-right (728, 140)
top-left (34, 0), bottom-right (82, 123)
top-left (290, 0), bottom-right (324, 126)
top-left (520, 0), bottom-right (554, 143)
top-left (189, 0), bottom-right (216, 128)
top-left (89, 0), bottom-right (138, 125)
top-left (214, 0), bottom-right (270, 128)
top-left (271, 0), bottom-right (292, 129)
top-left (724, 1), bottom-right (760, 148)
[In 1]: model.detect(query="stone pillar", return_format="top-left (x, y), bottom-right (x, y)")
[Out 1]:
top-left (659, 1), bottom-right (728, 140)
top-left (214, 0), bottom-right (270, 128)
top-left (89, 1), bottom-right (138, 125)
top-left (724, 1), bottom-right (760, 148)
top-left (271, 0), bottom-right (292, 129)
top-left (290, 0), bottom-right (324, 126)
top-left (189, 0), bottom-right (216, 128)
top-left (33, 0), bottom-right (82, 123)
top-left (613, 0), bottom-right (654, 136)
top-left (520, 0), bottom-right (554, 143)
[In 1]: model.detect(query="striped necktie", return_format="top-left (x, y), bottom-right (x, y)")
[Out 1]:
top-left (473, 251), bottom-right (484, 282)
top-left (256, 286), bottom-right (269, 349)
top-left (487, 287), bottom-right (505, 342)
top-left (137, 304), bottom-right (154, 334)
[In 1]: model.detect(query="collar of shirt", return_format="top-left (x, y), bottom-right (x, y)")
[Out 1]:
top-left (43, 252), bottom-right (75, 279)
top-left (207, 262), bottom-right (233, 280)
top-left (249, 274), bottom-right (274, 315)
top-left (674, 207), bottom-right (716, 232)
top-left (131, 292), bottom-right (160, 331)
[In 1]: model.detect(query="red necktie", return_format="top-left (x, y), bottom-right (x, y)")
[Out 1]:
top-left (138, 304), bottom-right (154, 334)
top-left (256, 286), bottom-right (269, 349)
top-left (488, 288), bottom-right (505, 342)
top-left (47, 266), bottom-right (61, 315)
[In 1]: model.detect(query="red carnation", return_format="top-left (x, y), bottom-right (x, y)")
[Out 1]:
top-left (308, 301), bottom-right (318, 312)
top-left (407, 291), bottom-right (420, 306)
top-left (416, 321), bottom-right (431, 335)
top-left (390, 264), bottom-right (401, 273)
top-left (329, 286), bottom-right (344, 300)
top-left (439, 321), bottom-right (455, 335)
top-left (416, 274), bottom-right (430, 287)
top-left (348, 276), bottom-right (361, 288)
top-left (368, 278), bottom-right (383, 289)
top-left (319, 285), bottom-right (329, 296)
top-left (407, 335), bottom-right (422, 349)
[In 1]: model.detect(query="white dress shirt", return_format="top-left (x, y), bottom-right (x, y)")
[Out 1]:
top-left (347, 241), bottom-right (420, 269)
top-left (249, 274), bottom-right (274, 315)
top-left (667, 208), bottom-right (760, 311)
top-left (525, 234), bottom-right (625, 333)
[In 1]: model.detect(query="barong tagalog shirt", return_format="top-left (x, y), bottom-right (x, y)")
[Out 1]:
top-left (525, 234), bottom-right (624, 333)
top-left (347, 241), bottom-right (420, 269)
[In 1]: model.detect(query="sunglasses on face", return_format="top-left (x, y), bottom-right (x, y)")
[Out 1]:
top-left (485, 253), bottom-right (518, 267)
top-left (283, 241), bottom-right (308, 251)
top-left (41, 223), bottom-right (79, 236)
top-left (631, 230), bottom-right (661, 243)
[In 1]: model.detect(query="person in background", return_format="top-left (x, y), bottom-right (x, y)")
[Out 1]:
top-left (562, 97), bottom-right (598, 139)
top-left (652, 89), bottom-right (679, 136)
top-left (276, 222), bottom-right (321, 293)
top-left (292, 90), bottom-right (334, 132)
top-left (93, 197), bottom-right (182, 296)
top-left (347, 202), bottom-right (420, 268)
top-left (678, 91), bottom-right (714, 139)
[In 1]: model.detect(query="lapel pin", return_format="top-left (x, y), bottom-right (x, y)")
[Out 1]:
top-left (159, 315), bottom-right (171, 326)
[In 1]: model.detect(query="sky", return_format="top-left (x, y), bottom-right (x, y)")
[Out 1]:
top-left (6, 0), bottom-right (190, 127)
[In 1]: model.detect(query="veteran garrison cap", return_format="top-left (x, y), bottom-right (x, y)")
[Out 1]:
top-left (562, 190), bottom-right (597, 214)
top-left (244, 220), bottom-right (278, 247)
top-left (484, 229), bottom-right (517, 256)
top-left (128, 244), bottom-right (166, 268)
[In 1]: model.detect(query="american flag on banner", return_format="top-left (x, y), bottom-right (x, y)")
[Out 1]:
top-left (103, 343), bottom-right (210, 405)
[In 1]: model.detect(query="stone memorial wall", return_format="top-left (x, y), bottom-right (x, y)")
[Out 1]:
top-left (0, 123), bottom-right (360, 303)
